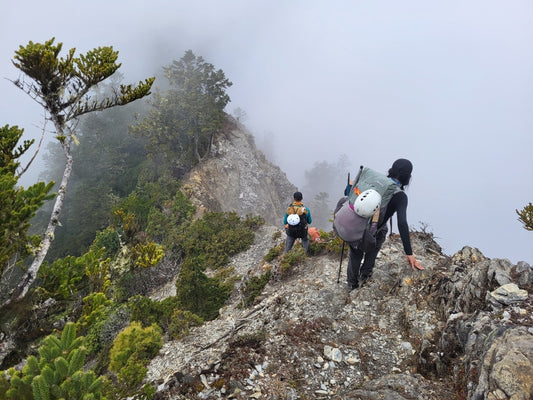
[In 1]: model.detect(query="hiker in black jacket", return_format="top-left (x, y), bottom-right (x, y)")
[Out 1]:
top-left (347, 159), bottom-right (423, 290)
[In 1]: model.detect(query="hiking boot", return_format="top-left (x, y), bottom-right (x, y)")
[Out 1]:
top-left (359, 274), bottom-right (372, 286)
top-left (347, 281), bottom-right (359, 292)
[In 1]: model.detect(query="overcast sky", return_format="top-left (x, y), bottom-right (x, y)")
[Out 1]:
top-left (1, 1), bottom-right (532, 264)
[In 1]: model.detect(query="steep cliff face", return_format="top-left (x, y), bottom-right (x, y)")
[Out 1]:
top-left (181, 120), bottom-right (297, 227)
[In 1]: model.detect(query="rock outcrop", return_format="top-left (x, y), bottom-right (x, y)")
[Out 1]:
top-left (182, 120), bottom-right (297, 227)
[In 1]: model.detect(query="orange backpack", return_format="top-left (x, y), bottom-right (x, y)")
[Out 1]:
top-left (308, 227), bottom-right (323, 242)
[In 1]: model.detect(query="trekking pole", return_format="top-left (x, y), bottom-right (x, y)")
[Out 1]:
top-left (337, 241), bottom-right (345, 284)
top-left (344, 172), bottom-right (351, 196)
top-left (336, 170), bottom-right (352, 283)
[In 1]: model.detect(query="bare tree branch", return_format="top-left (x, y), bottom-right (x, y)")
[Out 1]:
top-left (17, 119), bottom-right (47, 178)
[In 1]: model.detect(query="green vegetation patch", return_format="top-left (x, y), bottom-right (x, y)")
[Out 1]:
top-left (183, 212), bottom-right (256, 269)
top-left (239, 271), bottom-right (271, 308)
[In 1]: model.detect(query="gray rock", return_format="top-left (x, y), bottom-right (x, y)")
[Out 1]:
top-left (488, 283), bottom-right (529, 309)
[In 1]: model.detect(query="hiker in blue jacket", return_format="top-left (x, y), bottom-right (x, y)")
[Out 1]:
top-left (284, 191), bottom-right (312, 254)
top-left (346, 159), bottom-right (423, 290)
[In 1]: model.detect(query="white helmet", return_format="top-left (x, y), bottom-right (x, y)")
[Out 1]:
top-left (287, 213), bottom-right (301, 226)
top-left (353, 189), bottom-right (382, 218)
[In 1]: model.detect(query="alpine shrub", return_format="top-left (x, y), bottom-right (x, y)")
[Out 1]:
top-left (242, 214), bottom-right (265, 230)
top-left (76, 292), bottom-right (114, 354)
top-left (91, 227), bottom-right (121, 260)
top-left (129, 295), bottom-right (179, 332)
top-left (175, 257), bottom-right (234, 321)
top-left (168, 309), bottom-right (203, 340)
top-left (324, 231), bottom-right (344, 254)
top-left (264, 244), bottom-right (283, 262)
top-left (108, 321), bottom-right (162, 396)
top-left (146, 189), bottom-right (195, 252)
top-left (280, 247), bottom-right (307, 275)
top-left (183, 212), bottom-right (254, 269)
top-left (37, 255), bottom-right (87, 301)
top-left (239, 271), bottom-right (271, 308)
top-left (83, 248), bottom-right (111, 294)
top-left (132, 240), bottom-right (164, 269)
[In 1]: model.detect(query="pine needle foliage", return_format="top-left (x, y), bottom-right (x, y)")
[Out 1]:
top-left (516, 203), bottom-right (533, 231)
top-left (128, 295), bottom-right (203, 339)
top-left (129, 295), bottom-right (179, 331)
top-left (0, 322), bottom-right (105, 400)
top-left (183, 212), bottom-right (256, 269)
top-left (175, 256), bottom-right (234, 321)
top-left (280, 247), bottom-right (307, 275)
top-left (174, 211), bottom-right (260, 320)
top-left (0, 125), bottom-right (54, 276)
top-left (37, 248), bottom-right (109, 301)
top-left (90, 227), bottom-right (121, 261)
top-left (76, 292), bottom-right (114, 355)
top-left (239, 271), bottom-right (271, 308)
top-left (108, 321), bottom-right (162, 396)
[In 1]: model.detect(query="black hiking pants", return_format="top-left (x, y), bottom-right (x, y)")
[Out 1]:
top-left (347, 226), bottom-right (387, 287)
top-left (347, 245), bottom-right (379, 286)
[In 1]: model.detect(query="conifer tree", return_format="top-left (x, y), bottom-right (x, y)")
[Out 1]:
top-left (0, 125), bottom-right (54, 277)
top-left (131, 50), bottom-right (231, 176)
top-left (1, 322), bottom-right (105, 399)
top-left (6, 38), bottom-right (154, 303)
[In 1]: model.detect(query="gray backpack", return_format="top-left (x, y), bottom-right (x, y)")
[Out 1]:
top-left (333, 166), bottom-right (400, 248)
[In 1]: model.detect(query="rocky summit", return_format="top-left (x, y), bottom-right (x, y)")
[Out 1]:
top-left (145, 223), bottom-right (533, 399)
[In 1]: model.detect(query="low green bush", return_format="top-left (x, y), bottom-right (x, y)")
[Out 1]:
top-left (280, 247), bottom-right (307, 275)
top-left (129, 295), bottom-right (179, 332)
top-left (168, 309), bottom-right (203, 340)
top-left (183, 212), bottom-right (255, 269)
top-left (264, 244), bottom-right (283, 262)
top-left (239, 271), bottom-right (271, 308)
top-left (108, 321), bottom-right (162, 396)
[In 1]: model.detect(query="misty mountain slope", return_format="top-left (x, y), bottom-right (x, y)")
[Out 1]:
top-left (181, 120), bottom-right (296, 227)
top-left (146, 223), bottom-right (533, 399)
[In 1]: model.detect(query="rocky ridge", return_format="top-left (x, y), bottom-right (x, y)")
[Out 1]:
top-left (182, 120), bottom-right (297, 227)
top-left (146, 120), bottom-right (533, 399)
top-left (146, 225), bottom-right (533, 399)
